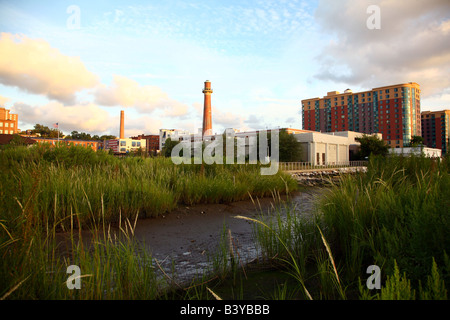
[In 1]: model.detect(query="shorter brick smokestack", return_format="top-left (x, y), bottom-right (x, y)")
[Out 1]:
top-left (120, 110), bottom-right (124, 139)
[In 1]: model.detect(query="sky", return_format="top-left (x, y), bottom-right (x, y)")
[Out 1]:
top-left (0, 0), bottom-right (449, 138)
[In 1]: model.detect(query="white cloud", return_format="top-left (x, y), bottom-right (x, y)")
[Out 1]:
top-left (11, 101), bottom-right (113, 134)
top-left (94, 75), bottom-right (190, 117)
top-left (0, 33), bottom-right (99, 104)
top-left (313, 0), bottom-right (450, 97)
top-left (0, 95), bottom-right (10, 107)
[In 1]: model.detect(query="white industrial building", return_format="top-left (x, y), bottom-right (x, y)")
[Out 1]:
top-left (293, 131), bottom-right (382, 165)
top-left (159, 129), bottom-right (191, 151)
top-left (164, 126), bottom-right (391, 166)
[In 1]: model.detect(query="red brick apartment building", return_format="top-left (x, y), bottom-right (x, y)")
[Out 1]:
top-left (421, 110), bottom-right (450, 155)
top-left (302, 82), bottom-right (421, 148)
top-left (0, 107), bottom-right (19, 134)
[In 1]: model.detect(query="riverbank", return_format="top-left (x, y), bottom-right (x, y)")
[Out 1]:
top-left (290, 166), bottom-right (367, 186)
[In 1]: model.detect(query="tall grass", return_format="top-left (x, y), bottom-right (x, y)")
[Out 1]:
top-left (318, 155), bottom-right (450, 287)
top-left (0, 145), bottom-right (296, 228)
top-left (0, 144), bottom-right (297, 299)
top-left (248, 154), bottom-right (450, 299)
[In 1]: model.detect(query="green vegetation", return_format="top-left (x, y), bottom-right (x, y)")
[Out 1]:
top-left (64, 130), bottom-right (116, 141)
top-left (0, 144), bottom-right (296, 227)
top-left (243, 154), bottom-right (450, 300)
top-left (0, 144), bottom-right (296, 299)
top-left (355, 134), bottom-right (389, 159)
top-left (1, 143), bottom-right (448, 300)
top-left (409, 135), bottom-right (425, 147)
top-left (272, 129), bottom-right (303, 162)
top-left (28, 123), bottom-right (63, 138)
top-left (161, 137), bottom-right (180, 157)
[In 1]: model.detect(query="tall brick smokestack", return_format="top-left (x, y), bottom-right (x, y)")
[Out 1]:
top-left (202, 80), bottom-right (213, 136)
top-left (120, 110), bottom-right (124, 139)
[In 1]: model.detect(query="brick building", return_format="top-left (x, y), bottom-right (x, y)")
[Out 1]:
top-left (421, 109), bottom-right (450, 155)
top-left (302, 82), bottom-right (421, 148)
top-left (0, 107), bottom-right (19, 134)
top-left (31, 137), bottom-right (102, 151)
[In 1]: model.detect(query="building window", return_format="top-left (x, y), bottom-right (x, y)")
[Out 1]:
top-left (120, 141), bottom-right (126, 146)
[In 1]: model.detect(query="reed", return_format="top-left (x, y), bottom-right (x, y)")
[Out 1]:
top-left (0, 145), bottom-right (296, 228)
top-left (247, 154), bottom-right (450, 300)
top-left (0, 144), bottom-right (297, 299)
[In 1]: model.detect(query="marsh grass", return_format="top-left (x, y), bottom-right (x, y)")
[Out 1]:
top-left (0, 145), bottom-right (296, 228)
top-left (0, 144), bottom-right (297, 299)
top-left (246, 154), bottom-right (450, 300)
top-left (3, 144), bottom-right (449, 300)
top-left (0, 205), bottom-right (165, 300)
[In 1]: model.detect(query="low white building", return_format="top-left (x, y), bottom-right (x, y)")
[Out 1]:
top-left (293, 131), bottom-right (382, 165)
top-left (389, 146), bottom-right (442, 158)
top-left (166, 127), bottom-right (383, 165)
top-left (159, 129), bottom-right (190, 151)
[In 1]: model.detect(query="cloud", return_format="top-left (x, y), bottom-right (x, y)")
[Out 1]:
top-left (313, 0), bottom-right (450, 97)
top-left (119, 115), bottom-right (163, 138)
top-left (213, 107), bottom-right (244, 129)
top-left (0, 95), bottom-right (10, 107)
top-left (244, 114), bottom-right (265, 130)
top-left (12, 99), bottom-right (165, 138)
top-left (11, 101), bottom-right (113, 134)
top-left (0, 33), bottom-right (99, 103)
top-left (94, 75), bottom-right (189, 117)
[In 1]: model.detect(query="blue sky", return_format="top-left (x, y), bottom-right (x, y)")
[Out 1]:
top-left (1, 0), bottom-right (449, 137)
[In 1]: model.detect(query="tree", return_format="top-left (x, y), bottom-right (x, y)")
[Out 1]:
top-left (409, 135), bottom-right (424, 147)
top-left (99, 135), bottom-right (117, 140)
top-left (355, 134), bottom-right (389, 159)
top-left (161, 138), bottom-right (180, 157)
top-left (64, 131), bottom-right (116, 141)
top-left (31, 124), bottom-right (62, 138)
top-left (278, 129), bottom-right (302, 162)
top-left (267, 129), bottom-right (302, 162)
top-left (65, 131), bottom-right (92, 140)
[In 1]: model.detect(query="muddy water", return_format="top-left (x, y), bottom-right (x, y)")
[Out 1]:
top-left (131, 188), bottom-right (325, 283)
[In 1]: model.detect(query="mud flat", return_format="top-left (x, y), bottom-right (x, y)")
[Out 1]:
top-left (131, 188), bottom-right (325, 283)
